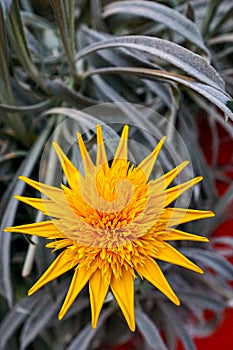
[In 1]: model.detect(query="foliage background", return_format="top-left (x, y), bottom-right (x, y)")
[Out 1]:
top-left (0, 0), bottom-right (233, 349)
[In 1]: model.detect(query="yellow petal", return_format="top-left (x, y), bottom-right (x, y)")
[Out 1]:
top-left (28, 250), bottom-right (74, 295)
top-left (136, 258), bottom-right (180, 305)
top-left (14, 195), bottom-right (47, 214)
top-left (13, 196), bottom-right (65, 218)
top-left (77, 133), bottom-right (94, 175)
top-left (58, 266), bottom-right (95, 320)
top-left (163, 176), bottom-right (203, 207)
top-left (96, 125), bottom-right (108, 168)
top-left (153, 160), bottom-right (189, 190)
top-left (110, 269), bottom-right (135, 331)
top-left (158, 228), bottom-right (209, 242)
top-left (138, 137), bottom-right (166, 180)
top-left (18, 176), bottom-right (65, 203)
top-left (53, 141), bottom-right (80, 190)
top-left (89, 269), bottom-right (110, 328)
top-left (155, 242), bottom-right (203, 273)
top-left (112, 125), bottom-right (129, 165)
top-left (161, 208), bottom-right (215, 227)
top-left (4, 220), bottom-right (63, 239)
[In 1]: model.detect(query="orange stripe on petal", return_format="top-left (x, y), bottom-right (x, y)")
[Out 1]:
top-left (89, 269), bottom-right (110, 328)
top-left (58, 266), bottom-right (95, 320)
top-left (136, 258), bottom-right (180, 305)
top-left (28, 251), bottom-right (74, 295)
top-left (138, 137), bottom-right (166, 180)
top-left (155, 242), bottom-right (203, 273)
top-left (110, 269), bottom-right (135, 332)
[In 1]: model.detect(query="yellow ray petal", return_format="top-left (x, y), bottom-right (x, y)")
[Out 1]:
top-left (152, 160), bottom-right (189, 190)
top-left (138, 137), bottom-right (166, 180)
top-left (161, 208), bottom-right (215, 227)
top-left (28, 250), bottom-right (74, 295)
top-left (163, 176), bottom-right (203, 207)
top-left (96, 125), bottom-right (108, 168)
top-left (136, 258), bottom-right (180, 305)
top-left (58, 266), bottom-right (95, 320)
top-left (4, 220), bottom-right (63, 239)
top-left (14, 195), bottom-right (47, 214)
top-left (77, 133), bottom-right (95, 175)
top-left (112, 125), bottom-right (129, 165)
top-left (89, 269), bottom-right (110, 328)
top-left (18, 176), bottom-right (65, 203)
top-left (155, 242), bottom-right (203, 273)
top-left (52, 141), bottom-right (80, 190)
top-left (110, 269), bottom-right (135, 331)
top-left (158, 228), bottom-right (209, 242)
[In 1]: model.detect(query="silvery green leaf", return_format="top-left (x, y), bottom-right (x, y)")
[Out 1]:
top-left (0, 293), bottom-right (42, 350)
top-left (66, 309), bottom-right (112, 350)
top-left (182, 248), bottom-right (233, 280)
top-left (81, 66), bottom-right (233, 120)
top-left (135, 308), bottom-right (168, 350)
top-left (0, 120), bottom-right (54, 306)
top-left (180, 293), bottom-right (225, 312)
top-left (158, 303), bottom-right (196, 350)
top-left (103, 1), bottom-right (209, 55)
top-left (19, 292), bottom-right (65, 350)
top-left (0, 0), bottom-right (12, 16)
top-left (76, 35), bottom-right (224, 89)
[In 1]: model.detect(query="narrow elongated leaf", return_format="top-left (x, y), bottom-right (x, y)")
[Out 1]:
top-left (103, 1), bottom-right (209, 55)
top-left (135, 308), bottom-right (168, 350)
top-left (76, 35), bottom-right (224, 90)
top-left (0, 0), bottom-right (12, 16)
top-left (0, 99), bottom-right (54, 114)
top-left (0, 293), bottom-right (42, 350)
top-left (66, 309), bottom-right (112, 350)
top-left (82, 67), bottom-right (233, 120)
top-left (181, 249), bottom-right (233, 280)
top-left (19, 292), bottom-right (65, 350)
top-left (158, 303), bottom-right (196, 350)
top-left (0, 120), bottom-right (54, 306)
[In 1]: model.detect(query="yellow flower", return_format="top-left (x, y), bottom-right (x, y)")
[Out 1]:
top-left (4, 125), bottom-right (214, 331)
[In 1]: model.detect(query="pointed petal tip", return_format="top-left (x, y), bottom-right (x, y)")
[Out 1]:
top-left (160, 136), bottom-right (166, 143)
top-left (18, 175), bottom-right (26, 181)
top-left (172, 295), bottom-right (180, 306)
top-left (58, 311), bottom-right (64, 321)
top-left (121, 125), bottom-right (129, 138)
top-left (28, 288), bottom-right (34, 296)
top-left (129, 321), bottom-right (136, 332)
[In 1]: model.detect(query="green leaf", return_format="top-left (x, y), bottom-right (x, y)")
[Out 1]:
top-left (103, 1), bottom-right (209, 55)
top-left (82, 66), bottom-right (233, 121)
top-left (66, 309), bottom-right (112, 350)
top-left (0, 120), bottom-right (54, 306)
top-left (135, 308), bottom-right (168, 350)
top-left (0, 293), bottom-right (42, 350)
top-left (0, 0), bottom-right (12, 16)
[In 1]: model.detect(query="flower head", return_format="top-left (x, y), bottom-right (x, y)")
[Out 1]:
top-left (4, 125), bottom-right (214, 331)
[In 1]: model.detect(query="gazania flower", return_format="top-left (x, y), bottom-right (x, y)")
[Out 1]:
top-left (4, 125), bottom-right (214, 331)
